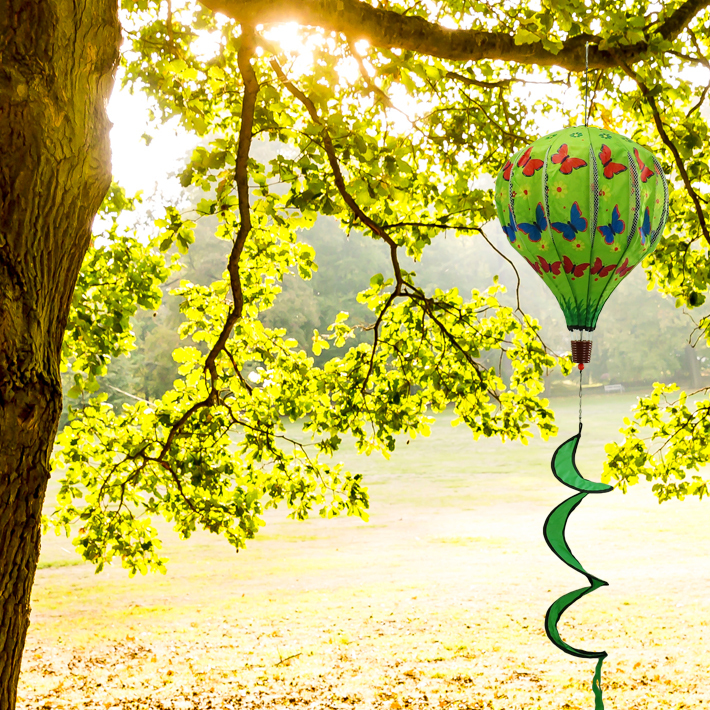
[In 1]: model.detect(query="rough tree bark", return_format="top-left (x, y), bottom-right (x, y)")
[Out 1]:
top-left (0, 2), bottom-right (120, 707)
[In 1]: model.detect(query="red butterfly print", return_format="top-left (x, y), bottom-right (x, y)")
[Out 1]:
top-left (524, 256), bottom-right (542, 275)
top-left (599, 144), bottom-right (627, 179)
top-left (517, 146), bottom-right (544, 177)
top-left (634, 148), bottom-right (655, 183)
top-left (563, 255), bottom-right (590, 278)
top-left (616, 257), bottom-right (635, 278)
top-left (502, 160), bottom-right (513, 181)
top-left (538, 255), bottom-right (562, 275)
top-left (590, 257), bottom-right (616, 278)
top-left (550, 144), bottom-right (588, 174)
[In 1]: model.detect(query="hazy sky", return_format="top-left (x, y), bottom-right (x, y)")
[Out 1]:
top-left (108, 83), bottom-right (195, 204)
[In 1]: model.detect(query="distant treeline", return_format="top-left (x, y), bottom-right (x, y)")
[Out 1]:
top-left (63, 214), bottom-right (704, 419)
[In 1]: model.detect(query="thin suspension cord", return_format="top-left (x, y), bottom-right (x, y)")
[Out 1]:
top-left (578, 366), bottom-right (583, 427)
top-left (584, 42), bottom-right (590, 126)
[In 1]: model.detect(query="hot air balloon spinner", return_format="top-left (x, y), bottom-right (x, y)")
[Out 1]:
top-left (494, 47), bottom-right (669, 710)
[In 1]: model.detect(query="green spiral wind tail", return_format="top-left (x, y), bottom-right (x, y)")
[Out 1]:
top-left (543, 423), bottom-right (613, 709)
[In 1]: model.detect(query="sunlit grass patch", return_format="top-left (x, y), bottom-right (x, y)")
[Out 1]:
top-left (37, 559), bottom-right (85, 570)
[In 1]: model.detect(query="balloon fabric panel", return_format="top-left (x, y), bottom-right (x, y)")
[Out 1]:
top-left (495, 126), bottom-right (668, 331)
top-left (496, 141), bottom-right (578, 325)
top-left (583, 129), bottom-right (637, 330)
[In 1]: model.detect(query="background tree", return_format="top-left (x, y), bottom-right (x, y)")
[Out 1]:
top-left (2, 0), bottom-right (710, 707)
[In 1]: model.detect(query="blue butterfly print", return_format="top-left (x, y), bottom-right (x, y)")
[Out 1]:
top-left (517, 202), bottom-right (547, 242)
top-left (502, 208), bottom-right (517, 243)
top-left (638, 206), bottom-right (651, 246)
top-left (551, 201), bottom-right (588, 242)
top-left (597, 204), bottom-right (626, 245)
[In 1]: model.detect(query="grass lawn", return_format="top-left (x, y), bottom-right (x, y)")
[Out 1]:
top-left (18, 393), bottom-right (710, 709)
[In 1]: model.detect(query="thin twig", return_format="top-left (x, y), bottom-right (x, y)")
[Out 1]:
top-left (105, 384), bottom-right (153, 405)
top-left (360, 288), bottom-right (401, 393)
top-left (445, 70), bottom-right (568, 88)
top-left (385, 220), bottom-right (479, 231)
top-left (275, 652), bottom-right (302, 666)
top-left (477, 227), bottom-right (522, 315)
top-left (347, 40), bottom-right (395, 108)
top-left (687, 80), bottom-right (710, 117)
top-left (668, 48), bottom-right (710, 70)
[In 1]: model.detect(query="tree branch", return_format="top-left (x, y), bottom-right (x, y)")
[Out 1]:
top-left (348, 40), bottom-right (395, 108)
top-left (204, 29), bottom-right (260, 380)
top-left (405, 287), bottom-right (495, 399)
top-left (445, 70), bottom-right (512, 88)
top-left (266, 50), bottom-right (525, 403)
top-left (687, 80), bottom-right (710, 117)
top-left (200, 0), bottom-right (710, 70)
top-left (445, 70), bottom-right (567, 88)
top-left (620, 61), bottom-right (710, 246)
top-left (268, 56), bottom-right (406, 284)
top-left (152, 28), bottom-right (261, 473)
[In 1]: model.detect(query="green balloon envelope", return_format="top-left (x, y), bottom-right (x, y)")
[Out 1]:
top-left (494, 126), bottom-right (669, 331)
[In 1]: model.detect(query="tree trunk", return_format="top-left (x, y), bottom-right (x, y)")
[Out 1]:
top-left (0, 2), bottom-right (120, 707)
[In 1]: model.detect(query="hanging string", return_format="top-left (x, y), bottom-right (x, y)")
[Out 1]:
top-left (578, 365), bottom-right (583, 428)
top-left (584, 42), bottom-right (590, 127)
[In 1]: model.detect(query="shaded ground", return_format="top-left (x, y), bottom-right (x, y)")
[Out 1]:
top-left (19, 394), bottom-right (710, 709)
